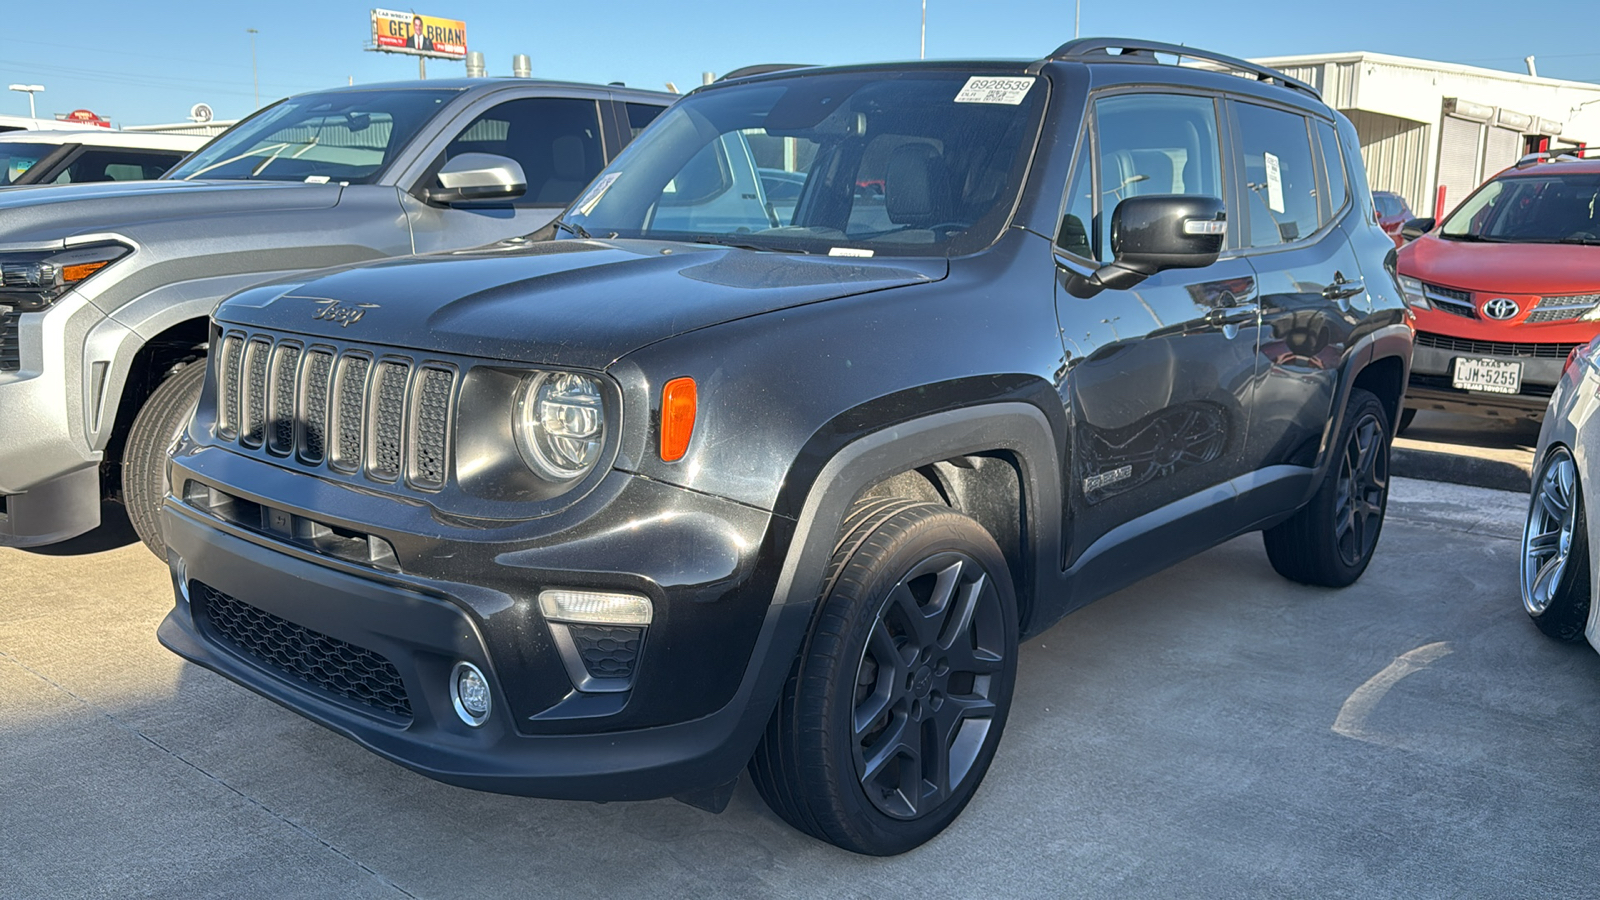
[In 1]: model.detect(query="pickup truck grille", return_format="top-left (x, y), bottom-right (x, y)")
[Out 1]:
top-left (0, 310), bottom-right (19, 371)
top-left (215, 331), bottom-right (457, 491)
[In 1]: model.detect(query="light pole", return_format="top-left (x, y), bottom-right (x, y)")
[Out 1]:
top-left (8, 84), bottom-right (44, 119)
top-left (246, 28), bottom-right (259, 109)
top-left (1075, 0), bottom-right (1081, 38)
top-left (920, 0), bottom-right (926, 60)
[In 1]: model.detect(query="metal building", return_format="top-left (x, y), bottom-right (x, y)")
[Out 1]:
top-left (1252, 51), bottom-right (1600, 218)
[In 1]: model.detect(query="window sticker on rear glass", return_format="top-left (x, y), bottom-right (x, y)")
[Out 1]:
top-left (576, 172), bottom-right (621, 217)
top-left (1263, 152), bottom-right (1285, 214)
top-left (954, 76), bottom-right (1036, 105)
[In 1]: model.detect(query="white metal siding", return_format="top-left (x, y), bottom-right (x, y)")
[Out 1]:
top-left (1347, 109), bottom-right (1430, 213)
top-left (1484, 126), bottom-right (1522, 178)
top-left (1437, 115), bottom-right (1483, 215)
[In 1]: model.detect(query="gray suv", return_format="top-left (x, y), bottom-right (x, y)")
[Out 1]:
top-left (0, 78), bottom-right (672, 553)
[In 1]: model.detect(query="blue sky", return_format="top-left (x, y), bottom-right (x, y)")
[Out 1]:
top-left (5, 0), bottom-right (1598, 126)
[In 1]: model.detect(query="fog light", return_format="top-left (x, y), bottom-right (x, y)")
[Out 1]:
top-left (539, 589), bottom-right (653, 626)
top-left (450, 661), bottom-right (491, 726)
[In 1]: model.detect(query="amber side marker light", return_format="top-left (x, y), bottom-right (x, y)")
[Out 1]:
top-left (61, 261), bottom-right (110, 283)
top-left (660, 377), bottom-right (697, 462)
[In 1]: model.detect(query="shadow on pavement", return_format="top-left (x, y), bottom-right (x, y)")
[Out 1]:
top-left (20, 501), bottom-right (140, 557)
top-left (1394, 410), bottom-right (1539, 493)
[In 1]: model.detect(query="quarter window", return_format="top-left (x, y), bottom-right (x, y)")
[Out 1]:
top-left (443, 98), bottom-right (604, 206)
top-left (1315, 120), bottom-right (1348, 221)
top-left (1234, 102), bottom-right (1320, 247)
top-left (1056, 93), bottom-right (1223, 263)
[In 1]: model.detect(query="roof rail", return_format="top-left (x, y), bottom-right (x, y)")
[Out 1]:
top-left (717, 64), bottom-right (814, 83)
top-left (1515, 146), bottom-right (1599, 168)
top-left (1043, 38), bottom-right (1321, 100)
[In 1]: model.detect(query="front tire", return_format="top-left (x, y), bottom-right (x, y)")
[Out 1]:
top-left (1263, 388), bottom-right (1391, 587)
top-left (124, 363), bottom-right (205, 558)
top-left (1521, 446), bottom-right (1591, 641)
top-left (749, 499), bottom-right (1019, 855)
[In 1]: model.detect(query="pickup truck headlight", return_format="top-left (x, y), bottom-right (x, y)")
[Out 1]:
top-left (0, 243), bottom-right (131, 311)
top-left (513, 371), bottom-right (605, 481)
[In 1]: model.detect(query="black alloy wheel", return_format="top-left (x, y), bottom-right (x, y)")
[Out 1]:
top-left (750, 498), bottom-right (1019, 856)
top-left (1264, 388), bottom-right (1391, 587)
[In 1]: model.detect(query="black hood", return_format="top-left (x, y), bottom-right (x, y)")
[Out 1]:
top-left (216, 239), bottom-right (949, 368)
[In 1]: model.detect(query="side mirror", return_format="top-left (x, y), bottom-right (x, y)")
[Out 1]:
top-left (426, 153), bottom-right (526, 205)
top-left (1060, 195), bottom-right (1226, 299)
top-left (1399, 217), bottom-right (1435, 242)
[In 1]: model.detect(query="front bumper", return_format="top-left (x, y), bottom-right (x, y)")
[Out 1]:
top-left (157, 450), bottom-right (806, 801)
top-left (1405, 340), bottom-right (1563, 419)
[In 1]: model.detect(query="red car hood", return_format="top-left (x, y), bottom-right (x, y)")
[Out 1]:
top-left (1399, 235), bottom-right (1600, 295)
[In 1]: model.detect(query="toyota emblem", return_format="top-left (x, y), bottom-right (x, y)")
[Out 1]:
top-left (1483, 298), bottom-right (1520, 320)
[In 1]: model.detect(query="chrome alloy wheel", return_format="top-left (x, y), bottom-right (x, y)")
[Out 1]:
top-left (1524, 448), bottom-right (1580, 616)
top-left (851, 551), bottom-right (1007, 820)
top-left (1335, 411), bottom-right (1389, 568)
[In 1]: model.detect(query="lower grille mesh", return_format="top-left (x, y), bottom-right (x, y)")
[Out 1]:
top-left (197, 583), bottom-right (412, 720)
top-left (0, 309), bottom-right (19, 372)
top-left (1415, 331), bottom-right (1579, 360)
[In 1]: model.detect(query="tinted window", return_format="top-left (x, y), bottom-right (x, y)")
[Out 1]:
top-left (1315, 120), bottom-right (1347, 221)
top-left (443, 97), bottom-right (604, 207)
top-left (1235, 102), bottom-right (1320, 247)
top-left (168, 89), bottom-right (458, 184)
top-left (53, 149), bottom-right (185, 183)
top-left (1442, 172), bottom-right (1600, 243)
top-left (1085, 93), bottom-right (1223, 262)
top-left (1056, 138), bottom-right (1094, 260)
top-left (626, 103), bottom-right (664, 139)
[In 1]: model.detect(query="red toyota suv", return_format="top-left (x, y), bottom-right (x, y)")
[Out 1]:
top-left (1398, 149), bottom-right (1600, 429)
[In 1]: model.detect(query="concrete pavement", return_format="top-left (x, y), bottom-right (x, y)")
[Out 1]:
top-left (3, 480), bottom-right (1598, 898)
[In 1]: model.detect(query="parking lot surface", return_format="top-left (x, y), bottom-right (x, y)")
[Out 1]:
top-left (4, 478), bottom-right (1599, 899)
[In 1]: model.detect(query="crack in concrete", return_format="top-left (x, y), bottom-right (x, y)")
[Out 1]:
top-left (0, 649), bottom-right (417, 899)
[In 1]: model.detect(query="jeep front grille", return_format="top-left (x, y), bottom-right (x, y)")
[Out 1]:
top-left (215, 330), bottom-right (457, 491)
top-left (0, 309), bottom-right (19, 372)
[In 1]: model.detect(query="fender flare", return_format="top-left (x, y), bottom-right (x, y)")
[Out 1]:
top-left (1304, 321), bottom-right (1414, 501)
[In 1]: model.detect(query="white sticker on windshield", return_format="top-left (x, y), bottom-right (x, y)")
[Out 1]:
top-left (575, 172), bottom-right (621, 217)
top-left (1263, 152), bottom-right (1285, 214)
top-left (304, 175), bottom-right (330, 184)
top-left (954, 76), bottom-right (1036, 105)
top-left (829, 247), bottom-right (874, 258)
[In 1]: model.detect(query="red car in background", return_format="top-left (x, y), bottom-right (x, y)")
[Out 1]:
top-left (1397, 150), bottom-right (1600, 430)
top-left (1373, 190), bottom-right (1414, 247)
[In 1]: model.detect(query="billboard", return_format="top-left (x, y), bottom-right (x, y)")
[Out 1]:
top-left (370, 9), bottom-right (466, 60)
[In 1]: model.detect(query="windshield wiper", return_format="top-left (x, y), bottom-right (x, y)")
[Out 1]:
top-left (1558, 235), bottom-right (1600, 245)
top-left (553, 219), bottom-right (592, 239)
top-left (1440, 232), bottom-right (1508, 243)
top-left (687, 234), bottom-right (810, 254)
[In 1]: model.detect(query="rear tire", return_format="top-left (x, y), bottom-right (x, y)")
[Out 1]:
top-left (124, 363), bottom-right (205, 559)
top-left (1263, 388), bottom-right (1391, 587)
top-left (1521, 446), bottom-right (1591, 641)
top-left (749, 499), bottom-right (1019, 855)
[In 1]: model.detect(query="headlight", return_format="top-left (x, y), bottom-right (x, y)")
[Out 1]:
top-left (513, 371), bottom-right (605, 481)
top-left (0, 243), bottom-right (131, 311)
top-left (1396, 275), bottom-right (1429, 310)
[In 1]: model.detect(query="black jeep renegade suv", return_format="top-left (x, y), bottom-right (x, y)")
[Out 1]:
top-left (158, 39), bottom-right (1412, 855)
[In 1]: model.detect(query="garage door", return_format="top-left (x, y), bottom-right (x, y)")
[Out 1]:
top-left (1436, 115), bottom-right (1483, 216)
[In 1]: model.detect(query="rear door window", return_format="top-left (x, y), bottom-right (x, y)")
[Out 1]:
top-left (1233, 102), bottom-right (1320, 247)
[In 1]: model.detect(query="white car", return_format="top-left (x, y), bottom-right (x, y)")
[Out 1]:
top-left (1523, 339), bottom-right (1600, 643)
top-left (0, 129), bottom-right (207, 188)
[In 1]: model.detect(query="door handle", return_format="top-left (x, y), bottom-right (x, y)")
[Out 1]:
top-left (1323, 272), bottom-right (1365, 301)
top-left (1205, 303), bottom-right (1259, 327)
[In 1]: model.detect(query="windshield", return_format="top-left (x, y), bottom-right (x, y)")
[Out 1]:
top-left (1441, 171), bottom-right (1600, 244)
top-left (566, 71), bottom-right (1047, 257)
top-left (1, 143), bottom-right (57, 185)
top-left (165, 89), bottom-right (459, 184)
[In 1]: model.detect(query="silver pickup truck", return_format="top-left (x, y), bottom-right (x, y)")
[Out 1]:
top-left (0, 78), bottom-right (672, 553)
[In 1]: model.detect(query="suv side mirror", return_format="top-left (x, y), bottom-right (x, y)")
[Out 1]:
top-left (427, 153), bottom-right (527, 205)
top-left (1399, 217), bottom-right (1434, 242)
top-left (1060, 195), bottom-right (1226, 299)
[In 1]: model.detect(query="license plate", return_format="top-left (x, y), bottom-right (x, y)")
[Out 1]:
top-left (1452, 357), bottom-right (1522, 394)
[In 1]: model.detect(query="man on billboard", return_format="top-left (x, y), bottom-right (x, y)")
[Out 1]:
top-left (406, 16), bottom-right (434, 52)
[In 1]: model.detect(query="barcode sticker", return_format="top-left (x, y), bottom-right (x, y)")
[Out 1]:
top-left (954, 76), bottom-right (1036, 105)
